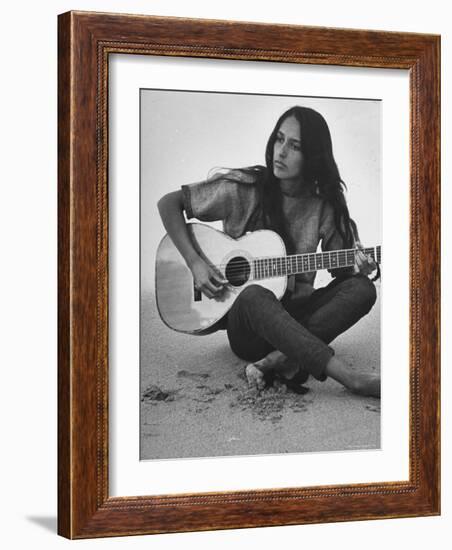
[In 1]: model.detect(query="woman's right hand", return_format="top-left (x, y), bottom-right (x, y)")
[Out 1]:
top-left (190, 257), bottom-right (229, 300)
top-left (157, 190), bottom-right (228, 299)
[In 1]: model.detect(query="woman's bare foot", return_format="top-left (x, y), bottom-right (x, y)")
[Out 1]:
top-left (325, 356), bottom-right (380, 398)
top-left (245, 364), bottom-right (266, 390)
top-left (258, 350), bottom-right (299, 376)
top-left (349, 373), bottom-right (380, 398)
top-left (245, 350), bottom-right (308, 391)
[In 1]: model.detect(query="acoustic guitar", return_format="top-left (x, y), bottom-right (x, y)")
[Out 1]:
top-left (155, 223), bottom-right (381, 334)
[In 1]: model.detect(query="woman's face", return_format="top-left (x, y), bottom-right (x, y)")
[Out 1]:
top-left (272, 115), bottom-right (304, 183)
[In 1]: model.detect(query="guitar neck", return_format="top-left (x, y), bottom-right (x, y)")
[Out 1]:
top-left (253, 246), bottom-right (381, 280)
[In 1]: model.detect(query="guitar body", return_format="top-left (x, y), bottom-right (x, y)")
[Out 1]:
top-left (155, 223), bottom-right (287, 334)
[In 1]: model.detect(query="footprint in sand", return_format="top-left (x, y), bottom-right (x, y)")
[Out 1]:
top-left (141, 385), bottom-right (179, 402)
top-left (177, 370), bottom-right (210, 380)
top-left (365, 404), bottom-right (381, 413)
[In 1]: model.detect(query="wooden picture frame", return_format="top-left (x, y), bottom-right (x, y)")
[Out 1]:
top-left (58, 11), bottom-right (440, 538)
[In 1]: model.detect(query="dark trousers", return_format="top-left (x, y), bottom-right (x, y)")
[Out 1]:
top-left (226, 275), bottom-right (377, 380)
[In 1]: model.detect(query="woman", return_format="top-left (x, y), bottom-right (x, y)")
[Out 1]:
top-left (158, 106), bottom-right (380, 398)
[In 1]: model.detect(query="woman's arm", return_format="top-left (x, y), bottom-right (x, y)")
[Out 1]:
top-left (157, 190), bottom-right (228, 299)
top-left (157, 190), bottom-right (200, 268)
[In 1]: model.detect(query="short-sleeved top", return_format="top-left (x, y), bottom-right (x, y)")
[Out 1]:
top-left (181, 169), bottom-right (353, 302)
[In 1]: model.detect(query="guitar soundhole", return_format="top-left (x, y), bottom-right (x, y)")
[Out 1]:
top-left (225, 256), bottom-right (251, 287)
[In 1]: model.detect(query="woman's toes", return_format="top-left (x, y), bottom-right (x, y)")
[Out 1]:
top-left (245, 364), bottom-right (266, 390)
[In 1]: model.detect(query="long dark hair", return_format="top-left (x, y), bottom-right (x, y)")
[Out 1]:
top-left (209, 106), bottom-right (357, 249)
top-left (261, 106), bottom-right (356, 249)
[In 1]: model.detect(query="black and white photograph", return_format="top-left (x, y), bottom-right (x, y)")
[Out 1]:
top-left (2, 0), bottom-right (446, 546)
top-left (140, 90), bottom-right (381, 460)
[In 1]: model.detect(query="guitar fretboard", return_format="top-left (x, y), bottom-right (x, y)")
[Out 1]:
top-left (253, 246), bottom-right (381, 280)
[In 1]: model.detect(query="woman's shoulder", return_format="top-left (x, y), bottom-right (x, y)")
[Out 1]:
top-left (207, 165), bottom-right (266, 186)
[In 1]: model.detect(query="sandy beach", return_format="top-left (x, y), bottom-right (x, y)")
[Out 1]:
top-left (140, 285), bottom-right (381, 461)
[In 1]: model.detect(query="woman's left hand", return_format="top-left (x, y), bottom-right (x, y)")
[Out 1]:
top-left (354, 243), bottom-right (377, 276)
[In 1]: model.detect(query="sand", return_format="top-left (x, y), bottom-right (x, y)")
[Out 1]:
top-left (140, 288), bottom-right (380, 460)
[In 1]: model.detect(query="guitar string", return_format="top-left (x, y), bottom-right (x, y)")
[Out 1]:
top-left (193, 252), bottom-right (381, 288)
top-left (207, 248), bottom-right (380, 273)
top-left (209, 263), bottom-right (380, 278)
top-left (204, 246), bottom-right (380, 267)
top-left (208, 263), bottom-right (381, 281)
top-left (209, 257), bottom-right (380, 275)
